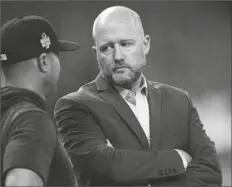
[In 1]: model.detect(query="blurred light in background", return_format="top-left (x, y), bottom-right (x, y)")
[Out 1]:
top-left (193, 90), bottom-right (231, 186)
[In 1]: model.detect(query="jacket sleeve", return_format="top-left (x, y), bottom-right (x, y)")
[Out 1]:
top-left (54, 96), bottom-right (185, 185)
top-left (182, 93), bottom-right (222, 186)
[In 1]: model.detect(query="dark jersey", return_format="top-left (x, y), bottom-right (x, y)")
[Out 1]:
top-left (1, 87), bottom-right (77, 186)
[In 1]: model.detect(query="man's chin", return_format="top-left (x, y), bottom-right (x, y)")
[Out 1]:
top-left (111, 71), bottom-right (142, 89)
top-left (112, 75), bottom-right (134, 89)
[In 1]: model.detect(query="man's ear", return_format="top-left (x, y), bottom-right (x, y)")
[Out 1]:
top-left (143, 35), bottom-right (150, 55)
top-left (92, 46), bottom-right (97, 57)
top-left (37, 53), bottom-right (49, 73)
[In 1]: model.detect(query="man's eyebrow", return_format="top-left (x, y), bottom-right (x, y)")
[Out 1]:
top-left (99, 39), bottom-right (135, 48)
top-left (99, 42), bottom-right (112, 47)
top-left (120, 39), bottom-right (135, 43)
top-left (99, 42), bottom-right (115, 51)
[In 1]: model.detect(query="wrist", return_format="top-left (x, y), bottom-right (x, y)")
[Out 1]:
top-left (175, 149), bottom-right (188, 171)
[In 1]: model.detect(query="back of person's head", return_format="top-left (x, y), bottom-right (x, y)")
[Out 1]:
top-left (0, 15), bottom-right (79, 99)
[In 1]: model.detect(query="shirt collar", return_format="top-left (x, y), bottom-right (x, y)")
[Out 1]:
top-left (115, 74), bottom-right (148, 99)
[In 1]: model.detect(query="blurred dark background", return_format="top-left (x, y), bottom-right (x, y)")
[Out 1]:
top-left (1, 1), bottom-right (231, 185)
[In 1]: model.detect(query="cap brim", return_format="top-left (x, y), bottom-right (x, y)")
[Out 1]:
top-left (58, 40), bottom-right (80, 51)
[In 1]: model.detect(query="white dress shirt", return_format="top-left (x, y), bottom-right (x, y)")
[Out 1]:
top-left (115, 75), bottom-right (150, 144)
top-left (114, 75), bottom-right (187, 169)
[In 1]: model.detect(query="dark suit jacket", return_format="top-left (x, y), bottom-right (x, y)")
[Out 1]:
top-left (54, 74), bottom-right (222, 186)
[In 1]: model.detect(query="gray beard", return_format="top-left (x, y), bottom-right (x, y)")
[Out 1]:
top-left (108, 70), bottom-right (142, 90)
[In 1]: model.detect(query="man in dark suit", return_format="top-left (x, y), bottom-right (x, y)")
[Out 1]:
top-left (54, 6), bottom-right (222, 186)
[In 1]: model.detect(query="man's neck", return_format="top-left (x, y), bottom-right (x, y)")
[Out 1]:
top-left (4, 80), bottom-right (46, 101)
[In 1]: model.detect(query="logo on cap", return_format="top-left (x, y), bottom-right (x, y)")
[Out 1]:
top-left (40, 32), bottom-right (51, 49)
top-left (0, 54), bottom-right (7, 61)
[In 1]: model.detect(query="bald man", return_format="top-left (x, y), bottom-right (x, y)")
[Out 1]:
top-left (55, 6), bottom-right (222, 186)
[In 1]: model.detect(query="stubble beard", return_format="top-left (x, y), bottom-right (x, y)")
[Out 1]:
top-left (98, 59), bottom-right (145, 90)
top-left (107, 69), bottom-right (142, 90)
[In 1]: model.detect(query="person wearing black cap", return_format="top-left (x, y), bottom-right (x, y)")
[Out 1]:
top-left (1, 15), bottom-right (79, 186)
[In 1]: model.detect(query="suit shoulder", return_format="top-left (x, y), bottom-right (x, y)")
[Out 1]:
top-left (57, 80), bottom-right (97, 103)
top-left (148, 81), bottom-right (189, 97)
top-left (148, 81), bottom-right (192, 111)
top-left (54, 81), bottom-right (99, 114)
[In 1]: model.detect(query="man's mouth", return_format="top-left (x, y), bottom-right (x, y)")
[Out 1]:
top-left (113, 66), bottom-right (128, 71)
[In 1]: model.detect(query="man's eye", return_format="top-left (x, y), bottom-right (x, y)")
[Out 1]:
top-left (121, 42), bottom-right (131, 47)
top-left (101, 45), bottom-right (112, 52)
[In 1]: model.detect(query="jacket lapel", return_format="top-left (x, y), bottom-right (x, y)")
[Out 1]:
top-left (147, 81), bottom-right (162, 153)
top-left (95, 74), bottom-right (149, 150)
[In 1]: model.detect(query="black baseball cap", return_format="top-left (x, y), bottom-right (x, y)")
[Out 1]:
top-left (0, 15), bottom-right (80, 65)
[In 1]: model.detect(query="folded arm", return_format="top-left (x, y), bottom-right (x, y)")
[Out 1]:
top-left (55, 97), bottom-right (186, 184)
top-left (183, 93), bottom-right (222, 185)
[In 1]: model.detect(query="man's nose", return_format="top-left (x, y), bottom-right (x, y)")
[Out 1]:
top-left (113, 45), bottom-right (123, 62)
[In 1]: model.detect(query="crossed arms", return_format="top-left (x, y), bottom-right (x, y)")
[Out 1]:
top-left (54, 94), bottom-right (222, 185)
